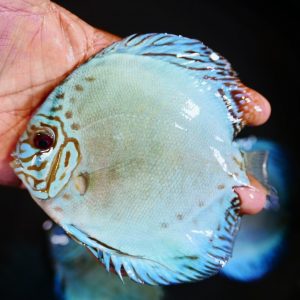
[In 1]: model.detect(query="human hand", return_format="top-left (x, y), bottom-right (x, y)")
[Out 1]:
top-left (0, 0), bottom-right (119, 184)
top-left (0, 0), bottom-right (270, 214)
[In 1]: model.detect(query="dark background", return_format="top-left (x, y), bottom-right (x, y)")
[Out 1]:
top-left (0, 0), bottom-right (299, 299)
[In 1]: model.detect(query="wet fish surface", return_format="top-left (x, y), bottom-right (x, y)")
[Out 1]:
top-left (11, 33), bottom-right (287, 285)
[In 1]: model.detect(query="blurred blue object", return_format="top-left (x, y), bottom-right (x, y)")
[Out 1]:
top-left (221, 137), bottom-right (290, 281)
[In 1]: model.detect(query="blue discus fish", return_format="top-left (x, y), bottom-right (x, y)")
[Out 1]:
top-left (11, 33), bottom-right (287, 285)
top-left (46, 223), bottom-right (164, 300)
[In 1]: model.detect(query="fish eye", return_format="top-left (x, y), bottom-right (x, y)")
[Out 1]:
top-left (33, 128), bottom-right (55, 151)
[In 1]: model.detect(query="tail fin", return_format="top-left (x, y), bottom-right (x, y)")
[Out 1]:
top-left (221, 137), bottom-right (290, 281)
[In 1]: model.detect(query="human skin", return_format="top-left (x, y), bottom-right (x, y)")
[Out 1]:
top-left (0, 0), bottom-right (271, 214)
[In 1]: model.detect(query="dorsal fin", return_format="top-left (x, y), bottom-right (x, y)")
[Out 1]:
top-left (98, 33), bottom-right (245, 135)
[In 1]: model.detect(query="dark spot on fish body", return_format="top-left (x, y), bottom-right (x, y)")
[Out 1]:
top-left (75, 84), bottom-right (84, 91)
top-left (51, 105), bottom-right (63, 112)
top-left (71, 123), bottom-right (80, 130)
top-left (161, 222), bottom-right (168, 229)
top-left (217, 184), bottom-right (225, 189)
top-left (176, 213), bottom-right (184, 220)
top-left (30, 124), bottom-right (38, 131)
top-left (59, 173), bottom-right (66, 181)
top-left (85, 76), bottom-right (96, 82)
top-left (65, 111), bottom-right (73, 119)
top-left (56, 93), bottom-right (65, 99)
top-left (198, 200), bottom-right (204, 207)
top-left (62, 193), bottom-right (71, 200)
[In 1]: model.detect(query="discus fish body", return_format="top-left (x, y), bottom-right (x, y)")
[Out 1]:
top-left (12, 34), bottom-right (286, 285)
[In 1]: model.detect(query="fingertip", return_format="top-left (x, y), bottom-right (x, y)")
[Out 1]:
top-left (238, 87), bottom-right (271, 126)
top-left (247, 88), bottom-right (271, 126)
top-left (235, 186), bottom-right (266, 215)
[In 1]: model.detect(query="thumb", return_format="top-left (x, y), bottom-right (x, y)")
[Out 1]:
top-left (52, 2), bottom-right (120, 62)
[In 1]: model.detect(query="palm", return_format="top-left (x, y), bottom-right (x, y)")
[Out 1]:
top-left (0, 0), bottom-right (118, 185)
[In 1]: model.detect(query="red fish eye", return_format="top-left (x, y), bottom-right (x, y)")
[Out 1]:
top-left (33, 131), bottom-right (54, 150)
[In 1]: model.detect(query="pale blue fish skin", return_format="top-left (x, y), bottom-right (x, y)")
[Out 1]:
top-left (12, 33), bottom-right (280, 285)
top-left (221, 138), bottom-right (290, 281)
top-left (48, 224), bottom-right (164, 300)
